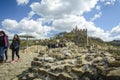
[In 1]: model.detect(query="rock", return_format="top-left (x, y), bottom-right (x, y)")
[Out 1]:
top-left (38, 68), bottom-right (48, 77)
top-left (34, 78), bottom-right (43, 80)
top-left (31, 61), bottom-right (42, 67)
top-left (106, 68), bottom-right (120, 80)
top-left (44, 57), bottom-right (55, 63)
top-left (20, 76), bottom-right (27, 80)
top-left (71, 68), bottom-right (83, 77)
top-left (29, 67), bottom-right (38, 73)
top-left (48, 72), bottom-right (58, 80)
top-left (64, 65), bottom-right (73, 72)
top-left (16, 44), bottom-right (120, 80)
top-left (106, 56), bottom-right (115, 62)
top-left (108, 61), bottom-right (120, 67)
top-left (33, 57), bottom-right (40, 61)
top-left (64, 52), bottom-right (71, 56)
top-left (27, 73), bottom-right (34, 79)
top-left (58, 72), bottom-right (73, 80)
top-left (115, 56), bottom-right (120, 61)
top-left (80, 72), bottom-right (92, 80)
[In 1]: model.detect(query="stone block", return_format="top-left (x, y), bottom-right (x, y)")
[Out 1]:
top-left (58, 72), bottom-right (73, 80)
top-left (108, 61), bottom-right (120, 67)
top-left (71, 68), bottom-right (83, 77)
top-left (31, 61), bottom-right (42, 67)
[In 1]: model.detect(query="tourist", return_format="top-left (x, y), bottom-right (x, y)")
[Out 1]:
top-left (0, 31), bottom-right (8, 63)
top-left (10, 34), bottom-right (20, 63)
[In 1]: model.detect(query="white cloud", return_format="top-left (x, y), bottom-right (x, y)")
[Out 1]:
top-left (90, 12), bottom-right (102, 21)
top-left (96, 5), bottom-right (101, 10)
top-left (110, 24), bottom-right (120, 39)
top-left (2, 18), bottom-right (54, 39)
top-left (16, 0), bottom-right (30, 5)
top-left (52, 15), bottom-right (110, 41)
top-left (2, 19), bottom-right (18, 30)
top-left (30, 0), bottom-right (98, 19)
top-left (28, 11), bottom-right (35, 19)
top-left (2, 0), bottom-right (120, 41)
top-left (100, 0), bottom-right (117, 5)
top-left (111, 25), bottom-right (120, 34)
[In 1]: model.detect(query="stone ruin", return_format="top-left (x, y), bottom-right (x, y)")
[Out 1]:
top-left (71, 26), bottom-right (88, 47)
top-left (18, 42), bottom-right (120, 80)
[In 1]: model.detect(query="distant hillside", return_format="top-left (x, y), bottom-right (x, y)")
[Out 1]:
top-left (108, 40), bottom-right (120, 47)
top-left (88, 37), bottom-right (105, 46)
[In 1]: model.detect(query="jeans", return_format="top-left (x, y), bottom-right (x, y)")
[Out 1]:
top-left (12, 48), bottom-right (20, 60)
top-left (0, 47), bottom-right (5, 61)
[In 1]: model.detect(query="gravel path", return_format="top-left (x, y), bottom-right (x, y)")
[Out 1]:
top-left (0, 50), bottom-right (38, 80)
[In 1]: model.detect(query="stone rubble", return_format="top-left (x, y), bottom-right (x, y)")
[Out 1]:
top-left (18, 42), bottom-right (120, 80)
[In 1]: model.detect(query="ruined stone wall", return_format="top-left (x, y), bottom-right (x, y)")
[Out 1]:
top-left (71, 26), bottom-right (88, 47)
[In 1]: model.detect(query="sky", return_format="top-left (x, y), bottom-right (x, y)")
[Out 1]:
top-left (0, 0), bottom-right (120, 41)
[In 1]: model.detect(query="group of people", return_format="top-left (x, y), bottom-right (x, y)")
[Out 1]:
top-left (0, 31), bottom-right (20, 63)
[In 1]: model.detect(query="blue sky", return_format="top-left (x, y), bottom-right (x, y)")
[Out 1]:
top-left (84, 1), bottom-right (120, 31)
top-left (0, 0), bottom-right (120, 41)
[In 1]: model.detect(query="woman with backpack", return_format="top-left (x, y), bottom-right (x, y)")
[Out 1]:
top-left (0, 31), bottom-right (8, 63)
top-left (10, 34), bottom-right (20, 63)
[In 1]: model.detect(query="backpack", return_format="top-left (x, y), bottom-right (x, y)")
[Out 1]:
top-left (4, 36), bottom-right (9, 48)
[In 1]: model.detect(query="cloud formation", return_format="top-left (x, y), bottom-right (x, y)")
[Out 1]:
top-left (30, 0), bottom-right (98, 19)
top-left (2, 18), bottom-right (53, 39)
top-left (100, 0), bottom-right (117, 5)
top-left (90, 12), bottom-right (102, 21)
top-left (16, 0), bottom-right (30, 5)
top-left (1, 0), bottom-right (120, 41)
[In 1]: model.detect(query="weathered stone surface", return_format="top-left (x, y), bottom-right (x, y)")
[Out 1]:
top-left (64, 65), bottom-right (73, 72)
top-left (27, 73), bottom-right (34, 79)
top-left (58, 72), bottom-right (73, 80)
top-left (48, 72), bottom-right (58, 80)
top-left (29, 67), bottom-right (38, 73)
top-left (108, 61), bottom-right (120, 67)
top-left (33, 57), bottom-right (40, 61)
top-left (115, 56), bottom-right (120, 61)
top-left (31, 61), bottom-right (42, 67)
top-left (38, 68), bottom-right (48, 76)
top-left (106, 68), bottom-right (120, 80)
top-left (17, 43), bottom-right (120, 80)
top-left (71, 68), bottom-right (83, 77)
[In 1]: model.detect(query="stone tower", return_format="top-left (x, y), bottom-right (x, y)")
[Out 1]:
top-left (71, 26), bottom-right (88, 47)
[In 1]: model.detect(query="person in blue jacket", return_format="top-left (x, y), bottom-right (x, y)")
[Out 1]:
top-left (10, 34), bottom-right (20, 63)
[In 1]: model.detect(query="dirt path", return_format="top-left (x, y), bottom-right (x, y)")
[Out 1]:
top-left (0, 50), bottom-right (38, 80)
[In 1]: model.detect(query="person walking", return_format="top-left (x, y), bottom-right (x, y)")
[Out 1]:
top-left (10, 34), bottom-right (20, 63)
top-left (0, 31), bottom-right (8, 63)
